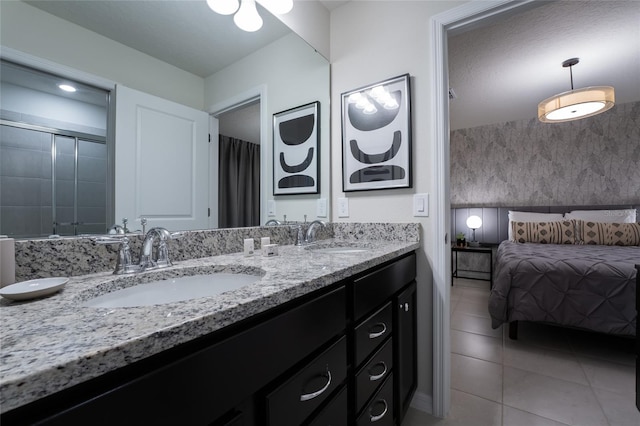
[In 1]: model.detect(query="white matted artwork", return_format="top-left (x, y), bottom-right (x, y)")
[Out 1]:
top-left (341, 74), bottom-right (412, 192)
top-left (273, 101), bottom-right (320, 195)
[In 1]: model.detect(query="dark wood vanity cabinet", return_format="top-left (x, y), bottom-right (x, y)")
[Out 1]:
top-left (351, 253), bottom-right (417, 425)
top-left (2, 252), bottom-right (417, 426)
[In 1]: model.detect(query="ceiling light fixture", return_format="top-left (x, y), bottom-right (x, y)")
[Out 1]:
top-left (538, 58), bottom-right (614, 123)
top-left (206, 0), bottom-right (292, 33)
top-left (58, 84), bottom-right (76, 92)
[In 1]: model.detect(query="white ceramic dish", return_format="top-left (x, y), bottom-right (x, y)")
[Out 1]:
top-left (0, 277), bottom-right (69, 301)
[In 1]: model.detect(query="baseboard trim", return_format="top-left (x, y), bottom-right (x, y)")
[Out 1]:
top-left (409, 391), bottom-right (433, 415)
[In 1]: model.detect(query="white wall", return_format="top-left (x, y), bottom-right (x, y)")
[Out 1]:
top-left (205, 33), bottom-right (330, 224)
top-left (0, 1), bottom-right (204, 109)
top-left (330, 0), bottom-right (466, 409)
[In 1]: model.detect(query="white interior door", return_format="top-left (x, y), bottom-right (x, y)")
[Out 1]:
top-left (115, 85), bottom-right (209, 232)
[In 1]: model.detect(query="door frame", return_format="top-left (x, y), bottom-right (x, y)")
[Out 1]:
top-left (430, 0), bottom-right (536, 418)
top-left (209, 85), bottom-right (268, 227)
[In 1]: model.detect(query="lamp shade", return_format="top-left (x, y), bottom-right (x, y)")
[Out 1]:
top-left (538, 86), bottom-right (615, 123)
top-left (466, 215), bottom-right (482, 230)
top-left (206, 0), bottom-right (239, 15)
top-left (234, 0), bottom-right (263, 32)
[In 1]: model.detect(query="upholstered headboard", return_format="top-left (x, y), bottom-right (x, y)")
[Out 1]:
top-left (451, 205), bottom-right (640, 244)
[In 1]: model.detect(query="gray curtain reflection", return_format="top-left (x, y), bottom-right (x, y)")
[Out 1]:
top-left (218, 135), bottom-right (260, 228)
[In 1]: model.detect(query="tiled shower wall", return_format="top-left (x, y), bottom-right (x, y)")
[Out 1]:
top-left (451, 101), bottom-right (640, 207)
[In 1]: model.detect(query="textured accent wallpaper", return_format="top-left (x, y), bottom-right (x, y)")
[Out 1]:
top-left (450, 101), bottom-right (640, 207)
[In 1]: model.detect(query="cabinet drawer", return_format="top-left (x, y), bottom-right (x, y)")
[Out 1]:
top-left (355, 338), bottom-right (393, 414)
top-left (354, 303), bottom-right (392, 367)
top-left (356, 374), bottom-right (394, 426)
top-left (266, 337), bottom-right (347, 426)
top-left (353, 253), bottom-right (416, 321)
top-left (308, 386), bottom-right (348, 426)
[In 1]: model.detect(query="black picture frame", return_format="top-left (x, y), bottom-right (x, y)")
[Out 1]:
top-left (273, 101), bottom-right (320, 195)
top-left (341, 74), bottom-right (412, 192)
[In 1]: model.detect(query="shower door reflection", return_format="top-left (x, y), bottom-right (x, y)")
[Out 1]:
top-left (0, 123), bottom-right (107, 238)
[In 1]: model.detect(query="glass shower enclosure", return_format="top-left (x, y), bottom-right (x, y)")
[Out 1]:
top-left (0, 122), bottom-right (108, 238)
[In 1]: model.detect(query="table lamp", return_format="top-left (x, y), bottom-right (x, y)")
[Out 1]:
top-left (466, 215), bottom-right (482, 247)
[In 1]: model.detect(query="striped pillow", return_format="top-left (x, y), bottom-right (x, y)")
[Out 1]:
top-left (511, 220), bottom-right (577, 244)
top-left (580, 221), bottom-right (640, 246)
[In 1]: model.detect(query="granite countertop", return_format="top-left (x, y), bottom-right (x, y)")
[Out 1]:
top-left (0, 238), bottom-right (419, 413)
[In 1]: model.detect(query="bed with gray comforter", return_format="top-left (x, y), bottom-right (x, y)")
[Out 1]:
top-left (489, 241), bottom-right (639, 337)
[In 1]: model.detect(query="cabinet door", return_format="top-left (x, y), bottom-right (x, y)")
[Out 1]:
top-left (395, 282), bottom-right (417, 424)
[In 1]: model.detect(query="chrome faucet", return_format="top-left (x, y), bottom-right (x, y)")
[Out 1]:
top-left (138, 227), bottom-right (173, 270)
top-left (265, 219), bottom-right (282, 226)
top-left (93, 236), bottom-right (142, 275)
top-left (305, 220), bottom-right (327, 244)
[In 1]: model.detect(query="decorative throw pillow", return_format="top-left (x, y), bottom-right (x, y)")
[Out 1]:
top-left (507, 211), bottom-right (565, 240)
top-left (511, 220), bottom-right (577, 244)
top-left (580, 221), bottom-right (640, 246)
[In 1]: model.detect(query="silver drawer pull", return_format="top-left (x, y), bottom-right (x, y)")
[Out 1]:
top-left (368, 322), bottom-right (387, 339)
top-left (369, 399), bottom-right (389, 422)
top-left (368, 361), bottom-right (388, 382)
top-left (300, 367), bottom-right (332, 402)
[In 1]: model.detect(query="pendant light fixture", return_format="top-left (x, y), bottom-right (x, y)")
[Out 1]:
top-left (538, 58), bottom-right (614, 123)
top-left (206, 0), bottom-right (293, 32)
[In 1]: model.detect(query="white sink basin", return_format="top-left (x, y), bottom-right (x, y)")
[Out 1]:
top-left (82, 273), bottom-right (260, 308)
top-left (305, 242), bottom-right (370, 255)
top-left (311, 247), bottom-right (369, 254)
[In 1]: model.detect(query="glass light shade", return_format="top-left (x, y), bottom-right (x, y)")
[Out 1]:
top-left (257, 0), bottom-right (293, 15)
top-left (234, 0), bottom-right (263, 32)
top-left (206, 0), bottom-right (239, 15)
top-left (538, 86), bottom-right (615, 123)
top-left (58, 84), bottom-right (76, 92)
top-left (466, 215), bottom-right (482, 229)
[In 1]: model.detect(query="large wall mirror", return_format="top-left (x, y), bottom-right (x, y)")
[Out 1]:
top-left (0, 0), bottom-right (330, 238)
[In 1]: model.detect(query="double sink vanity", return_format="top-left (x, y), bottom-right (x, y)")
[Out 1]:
top-left (0, 223), bottom-right (420, 425)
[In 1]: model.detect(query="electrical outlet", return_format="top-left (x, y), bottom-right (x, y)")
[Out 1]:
top-left (316, 198), bottom-right (327, 217)
top-left (413, 193), bottom-right (429, 217)
top-left (337, 198), bottom-right (349, 217)
top-left (267, 200), bottom-right (276, 217)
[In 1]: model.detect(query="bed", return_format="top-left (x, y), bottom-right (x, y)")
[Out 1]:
top-left (451, 206), bottom-right (640, 339)
top-left (489, 241), bottom-right (638, 338)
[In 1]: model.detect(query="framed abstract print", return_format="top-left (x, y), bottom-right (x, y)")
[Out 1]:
top-left (273, 101), bottom-right (320, 195)
top-left (341, 74), bottom-right (412, 192)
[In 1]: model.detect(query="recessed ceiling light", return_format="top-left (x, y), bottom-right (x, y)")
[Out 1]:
top-left (59, 84), bottom-right (76, 92)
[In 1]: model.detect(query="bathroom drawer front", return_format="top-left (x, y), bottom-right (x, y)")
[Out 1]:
top-left (266, 336), bottom-right (347, 426)
top-left (353, 253), bottom-right (416, 321)
top-left (355, 338), bottom-right (393, 414)
top-left (308, 386), bottom-right (348, 426)
top-left (354, 302), bottom-right (392, 367)
top-left (356, 374), bottom-right (394, 426)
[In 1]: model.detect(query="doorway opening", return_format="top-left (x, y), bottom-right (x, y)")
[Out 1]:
top-left (216, 100), bottom-right (261, 228)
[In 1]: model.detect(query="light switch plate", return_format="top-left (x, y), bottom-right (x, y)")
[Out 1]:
top-left (337, 198), bottom-right (349, 217)
top-left (413, 193), bottom-right (429, 217)
top-left (267, 200), bottom-right (276, 217)
top-left (316, 198), bottom-right (327, 217)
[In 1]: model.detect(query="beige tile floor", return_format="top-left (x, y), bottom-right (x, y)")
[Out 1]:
top-left (403, 278), bottom-right (638, 426)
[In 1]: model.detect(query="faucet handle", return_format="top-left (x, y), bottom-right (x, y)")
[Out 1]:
top-left (295, 225), bottom-right (305, 246)
top-left (93, 236), bottom-right (141, 274)
top-left (155, 240), bottom-right (172, 268)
